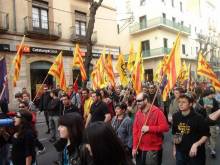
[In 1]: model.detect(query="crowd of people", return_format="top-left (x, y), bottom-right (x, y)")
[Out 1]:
top-left (0, 82), bottom-right (220, 165)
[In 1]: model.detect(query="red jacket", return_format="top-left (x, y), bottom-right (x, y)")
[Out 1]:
top-left (133, 106), bottom-right (169, 151)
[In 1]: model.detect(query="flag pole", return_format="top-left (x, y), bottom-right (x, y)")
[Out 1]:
top-left (0, 85), bottom-right (6, 101)
top-left (32, 74), bottom-right (49, 103)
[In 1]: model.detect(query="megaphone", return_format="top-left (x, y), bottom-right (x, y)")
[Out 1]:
top-left (0, 118), bottom-right (14, 127)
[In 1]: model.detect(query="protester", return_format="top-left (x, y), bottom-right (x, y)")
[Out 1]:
top-left (111, 102), bottom-right (132, 157)
top-left (22, 92), bottom-right (37, 112)
top-left (84, 121), bottom-right (134, 165)
top-left (132, 92), bottom-right (169, 165)
top-left (39, 86), bottom-right (52, 134)
top-left (172, 93), bottom-right (210, 165)
top-left (168, 87), bottom-right (183, 123)
top-left (81, 88), bottom-right (93, 121)
top-left (199, 89), bottom-right (219, 158)
top-left (61, 94), bottom-right (79, 115)
top-left (48, 89), bottom-right (61, 143)
top-left (85, 90), bottom-right (111, 128)
top-left (54, 112), bottom-right (84, 165)
top-left (11, 110), bottom-right (37, 165)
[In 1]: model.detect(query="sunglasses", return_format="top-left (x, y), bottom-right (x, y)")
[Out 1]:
top-left (136, 99), bottom-right (143, 102)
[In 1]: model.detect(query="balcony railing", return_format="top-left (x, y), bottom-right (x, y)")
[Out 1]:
top-left (24, 16), bottom-right (62, 40)
top-left (0, 11), bottom-right (9, 32)
top-left (130, 17), bottom-right (191, 35)
top-left (125, 47), bottom-right (171, 61)
top-left (142, 47), bottom-right (171, 57)
top-left (70, 26), bottom-right (97, 44)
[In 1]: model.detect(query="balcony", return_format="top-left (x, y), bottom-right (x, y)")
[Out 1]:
top-left (142, 47), bottom-right (171, 58)
top-left (70, 26), bottom-right (97, 44)
top-left (125, 47), bottom-right (171, 61)
top-left (24, 16), bottom-right (62, 40)
top-left (0, 11), bottom-right (9, 32)
top-left (129, 17), bottom-right (191, 35)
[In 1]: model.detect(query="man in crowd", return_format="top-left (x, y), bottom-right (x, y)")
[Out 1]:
top-left (48, 90), bottom-right (61, 143)
top-left (132, 92), bottom-right (169, 165)
top-left (39, 86), bottom-right (51, 134)
top-left (61, 94), bottom-right (79, 114)
top-left (85, 90), bottom-right (111, 128)
top-left (172, 93), bottom-right (210, 165)
top-left (81, 88), bottom-right (93, 121)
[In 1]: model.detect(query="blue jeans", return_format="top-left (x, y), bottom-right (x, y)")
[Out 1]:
top-left (176, 150), bottom-right (205, 165)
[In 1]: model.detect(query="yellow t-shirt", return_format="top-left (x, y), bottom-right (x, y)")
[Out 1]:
top-left (84, 97), bottom-right (93, 120)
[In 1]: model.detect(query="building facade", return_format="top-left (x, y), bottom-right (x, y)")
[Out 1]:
top-left (0, 0), bottom-right (120, 108)
top-left (117, 0), bottom-right (220, 82)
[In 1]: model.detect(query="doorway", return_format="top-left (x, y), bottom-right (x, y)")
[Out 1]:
top-left (30, 61), bottom-right (54, 100)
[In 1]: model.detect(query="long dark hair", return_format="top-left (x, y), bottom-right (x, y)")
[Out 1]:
top-left (84, 122), bottom-right (133, 165)
top-left (16, 110), bottom-right (37, 138)
top-left (58, 112), bottom-right (84, 151)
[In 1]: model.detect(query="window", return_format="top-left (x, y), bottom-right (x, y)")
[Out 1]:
top-left (172, 17), bottom-right (176, 24)
top-left (171, 0), bottom-right (174, 7)
top-left (75, 11), bottom-right (87, 36)
top-left (142, 40), bottom-right (150, 56)
top-left (182, 44), bottom-right (186, 54)
top-left (139, 15), bottom-right (147, 29)
top-left (162, 13), bottom-right (166, 23)
top-left (140, 0), bottom-right (146, 6)
top-left (163, 38), bottom-right (168, 48)
top-left (196, 47), bottom-right (198, 54)
top-left (180, 2), bottom-right (183, 12)
top-left (32, 6), bottom-right (48, 30)
top-left (181, 21), bottom-right (184, 27)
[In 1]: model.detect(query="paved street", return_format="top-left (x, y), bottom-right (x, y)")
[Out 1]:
top-left (36, 113), bottom-right (220, 165)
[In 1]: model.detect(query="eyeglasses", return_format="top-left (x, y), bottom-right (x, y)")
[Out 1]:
top-left (136, 99), bottom-right (143, 102)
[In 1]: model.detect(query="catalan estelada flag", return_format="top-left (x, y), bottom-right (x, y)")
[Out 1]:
top-left (197, 52), bottom-right (220, 91)
top-left (73, 44), bottom-right (87, 81)
top-left (13, 36), bottom-right (25, 87)
top-left (48, 52), bottom-right (66, 91)
top-left (162, 33), bottom-right (181, 101)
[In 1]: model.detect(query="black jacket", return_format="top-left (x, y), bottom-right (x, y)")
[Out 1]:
top-left (39, 92), bottom-right (51, 111)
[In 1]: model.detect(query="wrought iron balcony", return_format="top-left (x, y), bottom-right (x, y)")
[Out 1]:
top-left (0, 11), bottom-right (9, 32)
top-left (70, 26), bottom-right (97, 44)
top-left (130, 17), bottom-right (191, 35)
top-left (24, 16), bottom-right (62, 40)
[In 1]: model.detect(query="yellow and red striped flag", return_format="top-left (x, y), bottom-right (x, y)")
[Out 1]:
top-left (48, 52), bottom-right (66, 91)
top-left (197, 52), bottom-right (220, 91)
top-left (13, 36), bottom-right (25, 87)
top-left (73, 44), bottom-right (87, 81)
top-left (132, 43), bottom-right (144, 94)
top-left (105, 53), bottom-right (115, 88)
top-left (162, 33), bottom-right (181, 101)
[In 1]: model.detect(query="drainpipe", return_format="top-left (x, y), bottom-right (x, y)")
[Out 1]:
top-left (13, 0), bottom-right (17, 31)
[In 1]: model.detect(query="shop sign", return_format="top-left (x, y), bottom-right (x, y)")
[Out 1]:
top-left (0, 44), bottom-right (10, 51)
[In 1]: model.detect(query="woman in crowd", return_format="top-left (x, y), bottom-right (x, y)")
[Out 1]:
top-left (11, 110), bottom-right (37, 165)
top-left (55, 112), bottom-right (84, 165)
top-left (111, 102), bottom-right (132, 157)
top-left (83, 121), bottom-right (134, 165)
